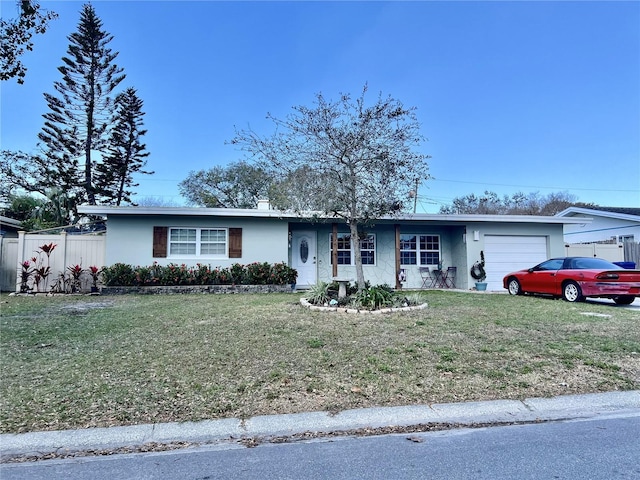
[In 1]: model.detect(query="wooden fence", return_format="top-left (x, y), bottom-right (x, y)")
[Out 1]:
top-left (623, 242), bottom-right (640, 267)
top-left (3, 231), bottom-right (106, 292)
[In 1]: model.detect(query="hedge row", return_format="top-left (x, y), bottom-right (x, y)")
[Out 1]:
top-left (101, 262), bottom-right (297, 287)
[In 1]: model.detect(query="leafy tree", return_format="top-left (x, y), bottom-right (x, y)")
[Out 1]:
top-left (134, 196), bottom-right (181, 207)
top-left (0, 0), bottom-right (57, 84)
top-left (95, 87), bottom-right (152, 205)
top-left (0, 150), bottom-right (47, 202)
top-left (231, 85), bottom-right (431, 290)
top-left (37, 2), bottom-right (125, 208)
top-left (1, 190), bottom-right (71, 231)
top-left (179, 161), bottom-right (270, 208)
top-left (438, 190), bottom-right (591, 215)
top-left (2, 193), bottom-right (43, 221)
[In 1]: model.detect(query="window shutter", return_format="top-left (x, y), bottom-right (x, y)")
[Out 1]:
top-left (228, 228), bottom-right (242, 258)
top-left (153, 227), bottom-right (168, 258)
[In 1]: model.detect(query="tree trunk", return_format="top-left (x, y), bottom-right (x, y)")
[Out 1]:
top-left (349, 220), bottom-right (366, 292)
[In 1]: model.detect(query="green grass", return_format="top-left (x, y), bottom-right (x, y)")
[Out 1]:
top-left (1, 291), bottom-right (639, 433)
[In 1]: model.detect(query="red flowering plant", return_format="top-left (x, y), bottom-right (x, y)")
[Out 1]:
top-left (30, 243), bottom-right (57, 292)
top-left (88, 266), bottom-right (101, 288)
top-left (67, 264), bottom-right (84, 292)
top-left (19, 260), bottom-right (33, 292)
top-left (246, 262), bottom-right (272, 285)
top-left (32, 264), bottom-right (51, 292)
top-left (38, 242), bottom-right (56, 258)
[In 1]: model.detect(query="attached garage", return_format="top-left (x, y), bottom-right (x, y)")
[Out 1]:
top-left (483, 236), bottom-right (548, 291)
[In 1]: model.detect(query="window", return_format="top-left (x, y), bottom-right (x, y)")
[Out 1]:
top-left (169, 228), bottom-right (227, 257)
top-left (619, 235), bottom-right (635, 243)
top-left (400, 235), bottom-right (417, 265)
top-left (400, 234), bottom-right (440, 266)
top-left (331, 233), bottom-right (376, 265)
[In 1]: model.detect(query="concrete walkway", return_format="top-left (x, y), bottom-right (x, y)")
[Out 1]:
top-left (2, 390), bottom-right (639, 461)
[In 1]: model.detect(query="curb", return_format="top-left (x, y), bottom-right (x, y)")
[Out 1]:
top-left (1, 390), bottom-right (639, 460)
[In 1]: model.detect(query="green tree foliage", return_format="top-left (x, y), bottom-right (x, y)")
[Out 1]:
top-left (0, 0), bottom-right (57, 84)
top-left (438, 190), bottom-right (594, 215)
top-left (37, 3), bottom-right (125, 208)
top-left (179, 161), bottom-right (270, 208)
top-left (95, 87), bottom-right (152, 205)
top-left (1, 190), bottom-right (71, 231)
top-left (231, 84), bottom-right (431, 290)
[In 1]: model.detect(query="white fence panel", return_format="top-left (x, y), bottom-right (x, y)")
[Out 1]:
top-left (15, 232), bottom-right (105, 292)
top-left (565, 243), bottom-right (624, 262)
top-left (1, 238), bottom-right (19, 292)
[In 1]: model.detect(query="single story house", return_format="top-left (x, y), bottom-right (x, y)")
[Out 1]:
top-left (555, 207), bottom-right (640, 244)
top-left (0, 215), bottom-right (22, 239)
top-left (78, 204), bottom-right (589, 291)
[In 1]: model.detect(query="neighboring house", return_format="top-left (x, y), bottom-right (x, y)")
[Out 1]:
top-left (556, 207), bottom-right (640, 244)
top-left (0, 215), bottom-right (22, 239)
top-left (78, 204), bottom-right (589, 291)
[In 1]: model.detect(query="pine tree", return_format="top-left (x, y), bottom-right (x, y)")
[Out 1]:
top-left (37, 3), bottom-right (125, 208)
top-left (96, 87), bottom-right (152, 205)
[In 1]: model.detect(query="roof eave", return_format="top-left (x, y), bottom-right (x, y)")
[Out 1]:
top-left (78, 205), bottom-right (590, 225)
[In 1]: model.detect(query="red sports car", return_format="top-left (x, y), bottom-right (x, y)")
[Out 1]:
top-left (503, 257), bottom-right (640, 305)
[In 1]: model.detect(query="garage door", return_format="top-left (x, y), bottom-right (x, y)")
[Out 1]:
top-left (483, 236), bottom-right (548, 291)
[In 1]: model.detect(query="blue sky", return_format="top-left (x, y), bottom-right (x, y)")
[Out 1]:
top-left (1, 0), bottom-right (639, 212)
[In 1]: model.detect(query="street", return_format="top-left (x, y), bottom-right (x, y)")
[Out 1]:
top-left (2, 412), bottom-right (639, 479)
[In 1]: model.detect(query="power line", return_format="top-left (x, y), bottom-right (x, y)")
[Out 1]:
top-left (431, 178), bottom-right (639, 193)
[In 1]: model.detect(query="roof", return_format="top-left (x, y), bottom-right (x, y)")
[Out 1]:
top-left (556, 207), bottom-right (640, 222)
top-left (78, 205), bottom-right (589, 225)
top-left (0, 215), bottom-right (22, 229)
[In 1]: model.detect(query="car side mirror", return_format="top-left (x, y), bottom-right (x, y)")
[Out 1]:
top-left (528, 268), bottom-right (535, 273)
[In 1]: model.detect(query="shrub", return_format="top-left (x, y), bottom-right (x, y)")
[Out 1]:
top-left (193, 263), bottom-right (213, 285)
top-left (213, 267), bottom-right (232, 285)
top-left (99, 262), bottom-right (297, 287)
top-left (271, 262), bottom-right (297, 284)
top-left (352, 285), bottom-right (394, 310)
top-left (306, 282), bottom-right (331, 305)
top-left (102, 263), bottom-right (137, 286)
top-left (246, 262), bottom-right (272, 285)
top-left (229, 263), bottom-right (246, 284)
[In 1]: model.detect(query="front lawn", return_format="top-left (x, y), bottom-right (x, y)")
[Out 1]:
top-left (1, 291), bottom-right (638, 433)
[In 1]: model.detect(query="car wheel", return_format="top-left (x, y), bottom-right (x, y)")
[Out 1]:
top-left (562, 281), bottom-right (584, 302)
top-left (507, 278), bottom-right (522, 296)
top-left (613, 295), bottom-right (635, 305)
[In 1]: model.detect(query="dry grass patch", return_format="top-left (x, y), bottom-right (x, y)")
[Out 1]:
top-left (1, 291), bottom-right (638, 433)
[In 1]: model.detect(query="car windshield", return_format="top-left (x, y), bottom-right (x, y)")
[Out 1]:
top-left (535, 259), bottom-right (565, 271)
top-left (568, 258), bottom-right (622, 270)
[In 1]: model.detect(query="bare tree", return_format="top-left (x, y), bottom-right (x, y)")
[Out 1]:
top-left (439, 190), bottom-right (588, 215)
top-left (231, 85), bottom-right (431, 290)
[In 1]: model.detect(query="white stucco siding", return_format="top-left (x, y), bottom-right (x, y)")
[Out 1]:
top-left (563, 213), bottom-right (640, 243)
top-left (311, 223), bottom-right (465, 289)
top-left (104, 215), bottom-right (288, 268)
top-left (313, 224), bottom-right (398, 286)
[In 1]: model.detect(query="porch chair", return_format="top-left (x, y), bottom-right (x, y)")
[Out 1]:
top-left (419, 267), bottom-right (432, 288)
top-left (443, 266), bottom-right (457, 288)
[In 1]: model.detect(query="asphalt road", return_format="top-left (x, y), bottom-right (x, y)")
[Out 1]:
top-left (2, 412), bottom-right (639, 480)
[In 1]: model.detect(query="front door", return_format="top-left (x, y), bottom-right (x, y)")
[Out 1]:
top-left (292, 231), bottom-right (317, 287)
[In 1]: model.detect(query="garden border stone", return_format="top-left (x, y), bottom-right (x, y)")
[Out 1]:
top-left (101, 285), bottom-right (293, 295)
top-left (300, 297), bottom-right (428, 314)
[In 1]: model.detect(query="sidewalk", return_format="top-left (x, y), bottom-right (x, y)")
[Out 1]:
top-left (2, 390), bottom-right (639, 461)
